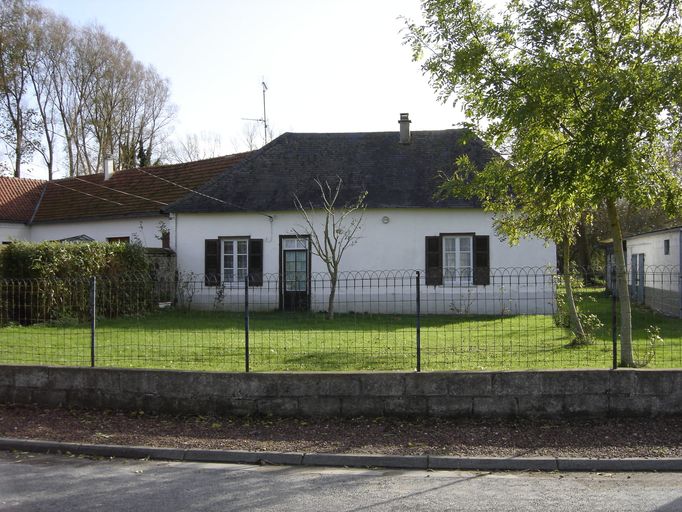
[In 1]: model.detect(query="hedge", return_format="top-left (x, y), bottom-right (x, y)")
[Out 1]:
top-left (0, 241), bottom-right (154, 324)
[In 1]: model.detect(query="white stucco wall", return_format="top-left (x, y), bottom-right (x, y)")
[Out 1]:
top-left (627, 229), bottom-right (681, 270)
top-left (175, 209), bottom-right (555, 275)
top-left (174, 209), bottom-right (557, 315)
top-left (28, 215), bottom-right (174, 249)
top-left (0, 222), bottom-right (30, 243)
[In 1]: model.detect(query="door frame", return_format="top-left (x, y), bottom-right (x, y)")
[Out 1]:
top-left (278, 234), bottom-right (311, 311)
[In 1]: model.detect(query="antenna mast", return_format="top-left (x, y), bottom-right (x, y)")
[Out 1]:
top-left (242, 79), bottom-right (270, 145)
top-left (261, 80), bottom-right (268, 144)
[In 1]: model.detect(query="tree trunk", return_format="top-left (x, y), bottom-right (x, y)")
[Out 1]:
top-left (577, 214), bottom-right (593, 285)
top-left (326, 274), bottom-right (337, 320)
top-left (607, 198), bottom-right (634, 367)
top-left (14, 113), bottom-right (22, 178)
top-left (563, 239), bottom-right (587, 344)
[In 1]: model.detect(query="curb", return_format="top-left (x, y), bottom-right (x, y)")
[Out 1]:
top-left (1, 437), bottom-right (681, 472)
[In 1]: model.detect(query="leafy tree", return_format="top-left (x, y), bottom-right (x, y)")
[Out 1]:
top-left (443, 153), bottom-right (592, 344)
top-left (406, 0), bottom-right (682, 366)
top-left (0, 0), bottom-right (40, 177)
top-left (293, 178), bottom-right (366, 320)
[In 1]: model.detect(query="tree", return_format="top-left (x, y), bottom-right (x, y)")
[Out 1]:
top-left (293, 178), bottom-right (367, 320)
top-left (443, 153), bottom-right (592, 344)
top-left (406, 0), bottom-right (682, 366)
top-left (1, 2), bottom-right (176, 177)
top-left (164, 131), bottom-right (226, 163)
top-left (0, 0), bottom-right (40, 177)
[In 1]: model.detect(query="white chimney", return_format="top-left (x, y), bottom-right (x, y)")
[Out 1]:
top-left (104, 156), bottom-right (114, 180)
top-left (399, 113), bottom-right (411, 144)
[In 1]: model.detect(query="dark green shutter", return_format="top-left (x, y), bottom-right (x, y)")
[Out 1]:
top-left (204, 239), bottom-right (221, 286)
top-left (248, 239), bottom-right (264, 286)
top-left (425, 236), bottom-right (442, 286)
top-left (473, 235), bottom-right (490, 286)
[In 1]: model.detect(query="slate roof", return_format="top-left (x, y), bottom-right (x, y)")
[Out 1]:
top-left (168, 129), bottom-right (495, 213)
top-left (30, 153), bottom-right (250, 224)
top-left (0, 177), bottom-right (46, 223)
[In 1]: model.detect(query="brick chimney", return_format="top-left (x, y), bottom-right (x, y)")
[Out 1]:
top-left (398, 113), bottom-right (411, 144)
top-left (104, 156), bottom-right (114, 180)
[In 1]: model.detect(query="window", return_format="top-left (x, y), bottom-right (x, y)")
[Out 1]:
top-left (664, 239), bottom-right (670, 255)
top-left (204, 238), bottom-right (263, 287)
top-left (106, 236), bottom-right (130, 244)
top-left (425, 234), bottom-right (490, 286)
top-left (443, 235), bottom-right (473, 285)
top-left (222, 239), bottom-right (248, 284)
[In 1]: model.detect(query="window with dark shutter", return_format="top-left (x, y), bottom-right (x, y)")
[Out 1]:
top-left (473, 235), bottom-right (490, 286)
top-left (204, 239), bottom-right (220, 286)
top-left (425, 236), bottom-right (442, 286)
top-left (248, 239), bottom-right (264, 286)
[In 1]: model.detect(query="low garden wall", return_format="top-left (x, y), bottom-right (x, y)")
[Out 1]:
top-left (1, 365), bottom-right (680, 419)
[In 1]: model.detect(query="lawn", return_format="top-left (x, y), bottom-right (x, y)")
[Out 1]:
top-left (0, 290), bottom-right (680, 371)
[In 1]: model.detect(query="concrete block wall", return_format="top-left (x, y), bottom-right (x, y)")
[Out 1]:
top-left (1, 366), bottom-right (681, 419)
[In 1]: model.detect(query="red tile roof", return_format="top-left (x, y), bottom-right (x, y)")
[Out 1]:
top-left (30, 153), bottom-right (251, 223)
top-left (0, 177), bottom-right (47, 223)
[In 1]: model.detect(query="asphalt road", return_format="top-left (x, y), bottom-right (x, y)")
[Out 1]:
top-left (1, 451), bottom-right (681, 512)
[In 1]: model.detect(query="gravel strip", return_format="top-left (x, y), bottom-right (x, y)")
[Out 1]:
top-left (1, 404), bottom-right (681, 459)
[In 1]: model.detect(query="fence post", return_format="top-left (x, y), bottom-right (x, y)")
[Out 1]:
top-left (90, 276), bottom-right (96, 368)
top-left (611, 268), bottom-right (617, 370)
top-left (416, 270), bottom-right (421, 372)
top-left (244, 275), bottom-right (250, 373)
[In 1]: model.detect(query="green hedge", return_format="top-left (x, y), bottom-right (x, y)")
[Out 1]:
top-left (0, 241), bottom-right (154, 324)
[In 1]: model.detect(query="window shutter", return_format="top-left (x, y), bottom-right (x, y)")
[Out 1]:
top-left (204, 239), bottom-right (221, 286)
top-left (425, 236), bottom-right (442, 286)
top-left (473, 235), bottom-right (490, 286)
top-left (248, 239), bottom-right (264, 286)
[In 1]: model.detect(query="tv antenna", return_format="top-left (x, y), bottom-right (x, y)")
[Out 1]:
top-left (242, 80), bottom-right (269, 145)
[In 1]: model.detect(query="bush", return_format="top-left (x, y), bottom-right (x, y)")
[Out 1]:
top-left (0, 241), bottom-right (153, 324)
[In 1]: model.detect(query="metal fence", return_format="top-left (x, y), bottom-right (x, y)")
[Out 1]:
top-left (0, 267), bottom-right (680, 372)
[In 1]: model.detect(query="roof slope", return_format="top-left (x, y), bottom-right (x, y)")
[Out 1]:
top-left (168, 130), bottom-right (495, 213)
top-left (0, 177), bottom-right (46, 223)
top-left (31, 153), bottom-right (251, 223)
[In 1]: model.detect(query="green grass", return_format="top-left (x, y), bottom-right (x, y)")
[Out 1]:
top-left (1, 289), bottom-right (680, 371)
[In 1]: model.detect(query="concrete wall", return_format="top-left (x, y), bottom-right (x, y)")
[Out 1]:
top-left (2, 366), bottom-right (680, 419)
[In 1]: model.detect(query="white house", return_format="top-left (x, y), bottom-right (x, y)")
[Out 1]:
top-left (625, 226), bottom-right (681, 317)
top-left (167, 115), bottom-right (557, 315)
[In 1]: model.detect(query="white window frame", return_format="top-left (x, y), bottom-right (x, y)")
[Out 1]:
top-left (442, 235), bottom-right (473, 286)
top-left (222, 238), bottom-right (249, 285)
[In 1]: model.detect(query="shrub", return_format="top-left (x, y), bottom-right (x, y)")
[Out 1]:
top-left (0, 241), bottom-right (153, 324)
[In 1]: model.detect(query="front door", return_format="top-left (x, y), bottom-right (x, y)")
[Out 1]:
top-left (280, 236), bottom-right (310, 311)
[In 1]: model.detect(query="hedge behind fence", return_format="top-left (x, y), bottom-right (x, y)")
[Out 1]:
top-left (0, 241), bottom-right (154, 324)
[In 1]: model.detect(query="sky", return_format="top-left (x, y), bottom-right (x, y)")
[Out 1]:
top-left (23, 0), bottom-right (466, 178)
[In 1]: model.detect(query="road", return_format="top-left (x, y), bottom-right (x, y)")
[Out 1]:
top-left (0, 451), bottom-right (681, 511)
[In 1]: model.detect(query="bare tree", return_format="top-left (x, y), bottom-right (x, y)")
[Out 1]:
top-left (294, 178), bottom-right (367, 320)
top-left (164, 131), bottom-right (226, 163)
top-left (1, 2), bottom-right (176, 178)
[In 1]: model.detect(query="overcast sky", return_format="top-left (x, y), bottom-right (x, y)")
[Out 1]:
top-left (35, 0), bottom-right (463, 155)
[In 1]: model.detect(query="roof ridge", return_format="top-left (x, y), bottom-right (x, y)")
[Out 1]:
top-left (279, 128), bottom-right (468, 136)
top-left (48, 151), bottom-right (255, 185)
top-left (0, 175), bottom-right (47, 184)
